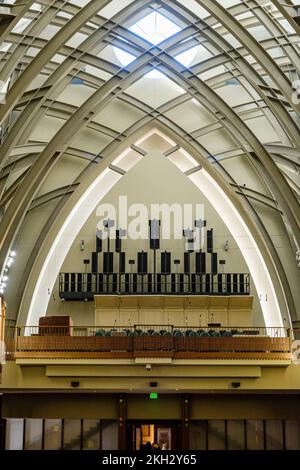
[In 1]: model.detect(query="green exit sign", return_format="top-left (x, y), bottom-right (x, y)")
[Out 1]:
top-left (150, 392), bottom-right (158, 399)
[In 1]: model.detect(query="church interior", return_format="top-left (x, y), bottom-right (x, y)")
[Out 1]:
top-left (0, 0), bottom-right (300, 452)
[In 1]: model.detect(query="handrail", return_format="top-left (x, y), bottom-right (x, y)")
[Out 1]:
top-left (9, 324), bottom-right (290, 338)
top-left (4, 325), bottom-right (292, 360)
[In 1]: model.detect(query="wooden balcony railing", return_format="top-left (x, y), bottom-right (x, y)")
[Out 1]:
top-left (4, 325), bottom-right (292, 361)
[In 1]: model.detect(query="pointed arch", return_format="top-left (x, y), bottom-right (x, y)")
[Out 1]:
top-left (18, 124), bottom-right (290, 329)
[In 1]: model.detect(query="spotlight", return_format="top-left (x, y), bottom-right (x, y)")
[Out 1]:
top-left (10, 251), bottom-right (16, 257)
top-left (231, 382), bottom-right (241, 389)
top-left (70, 381), bottom-right (80, 388)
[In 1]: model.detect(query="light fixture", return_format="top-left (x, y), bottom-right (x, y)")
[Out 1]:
top-left (0, 250), bottom-right (17, 295)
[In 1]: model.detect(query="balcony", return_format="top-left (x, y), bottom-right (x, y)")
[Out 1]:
top-left (6, 325), bottom-right (291, 361)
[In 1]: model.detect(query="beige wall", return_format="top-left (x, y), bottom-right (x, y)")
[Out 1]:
top-left (94, 295), bottom-right (253, 327)
top-left (45, 148), bottom-right (261, 325)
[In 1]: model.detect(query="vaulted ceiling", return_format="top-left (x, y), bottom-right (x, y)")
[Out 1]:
top-left (0, 0), bottom-right (299, 322)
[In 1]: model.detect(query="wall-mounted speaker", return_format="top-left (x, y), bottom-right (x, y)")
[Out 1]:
top-left (149, 219), bottom-right (160, 250)
top-left (184, 252), bottom-right (190, 274)
top-left (138, 251), bottom-right (148, 274)
top-left (211, 253), bottom-right (218, 274)
top-left (115, 230), bottom-right (122, 253)
top-left (96, 236), bottom-right (102, 253)
top-left (161, 251), bottom-right (171, 274)
top-left (195, 252), bottom-right (206, 274)
top-left (103, 252), bottom-right (113, 274)
top-left (207, 229), bottom-right (213, 253)
top-left (119, 252), bottom-right (126, 274)
top-left (91, 252), bottom-right (98, 273)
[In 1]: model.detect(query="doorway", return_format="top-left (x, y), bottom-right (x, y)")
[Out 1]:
top-left (126, 421), bottom-right (181, 451)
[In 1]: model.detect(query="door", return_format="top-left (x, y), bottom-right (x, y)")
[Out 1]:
top-left (126, 421), bottom-right (180, 451)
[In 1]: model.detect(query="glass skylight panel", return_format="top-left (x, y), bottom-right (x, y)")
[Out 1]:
top-left (114, 11), bottom-right (197, 78)
top-left (11, 18), bottom-right (32, 34)
top-left (130, 11), bottom-right (181, 45)
top-left (114, 49), bottom-right (136, 67)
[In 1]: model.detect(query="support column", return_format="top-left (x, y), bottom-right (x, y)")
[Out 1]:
top-left (118, 394), bottom-right (127, 450)
top-left (181, 394), bottom-right (190, 450)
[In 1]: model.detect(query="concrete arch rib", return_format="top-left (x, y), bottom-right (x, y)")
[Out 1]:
top-left (18, 123), bottom-right (286, 330)
top-left (195, 0), bottom-right (300, 116)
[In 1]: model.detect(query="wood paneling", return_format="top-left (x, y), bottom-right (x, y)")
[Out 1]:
top-left (95, 295), bottom-right (253, 327)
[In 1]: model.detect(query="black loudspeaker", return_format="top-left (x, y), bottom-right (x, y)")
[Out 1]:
top-left (157, 274), bottom-right (162, 293)
top-left (92, 252), bottom-right (98, 273)
top-left (86, 273), bottom-right (92, 292)
top-left (161, 251), bottom-right (171, 274)
top-left (96, 235), bottom-right (102, 253)
top-left (77, 273), bottom-right (82, 292)
top-left (205, 274), bottom-right (211, 294)
top-left (179, 273), bottom-right (184, 293)
top-left (132, 274), bottom-right (138, 293)
top-left (207, 229), bottom-right (213, 253)
top-left (239, 273), bottom-right (245, 294)
top-left (98, 273), bottom-right (104, 293)
top-left (149, 220), bottom-right (160, 250)
top-left (191, 274), bottom-right (196, 293)
top-left (103, 252), bottom-right (113, 274)
top-left (171, 273), bottom-right (176, 293)
top-left (211, 253), bottom-right (218, 274)
top-left (119, 252), bottom-right (126, 274)
top-left (64, 273), bottom-right (69, 292)
top-left (226, 273), bottom-right (231, 294)
top-left (115, 230), bottom-right (122, 253)
top-left (195, 252), bottom-right (206, 274)
top-left (233, 273), bottom-right (238, 293)
top-left (112, 273), bottom-right (118, 293)
top-left (125, 273), bottom-right (130, 293)
top-left (138, 251), bottom-right (148, 274)
top-left (70, 273), bottom-right (76, 292)
top-left (147, 273), bottom-right (152, 293)
top-left (184, 252), bottom-right (190, 274)
top-left (218, 273), bottom-right (223, 293)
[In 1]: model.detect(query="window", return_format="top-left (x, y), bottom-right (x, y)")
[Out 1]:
top-left (246, 420), bottom-right (264, 450)
top-left (44, 419), bottom-right (62, 450)
top-left (24, 419), bottom-right (43, 450)
top-left (207, 420), bottom-right (226, 450)
top-left (5, 418), bottom-right (23, 450)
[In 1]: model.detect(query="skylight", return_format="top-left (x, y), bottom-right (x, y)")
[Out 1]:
top-left (114, 11), bottom-right (197, 79)
top-left (130, 11), bottom-right (181, 45)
